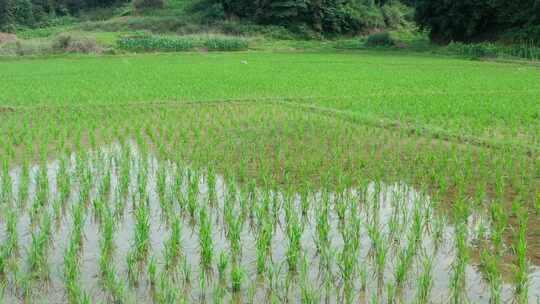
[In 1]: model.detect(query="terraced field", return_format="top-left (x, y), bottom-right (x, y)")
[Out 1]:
top-left (0, 52), bottom-right (539, 303)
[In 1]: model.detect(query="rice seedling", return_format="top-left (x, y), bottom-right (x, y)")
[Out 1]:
top-left (133, 196), bottom-right (151, 263)
top-left (217, 251), bottom-right (229, 283)
top-left (415, 255), bottom-right (434, 304)
top-left (224, 205), bottom-right (242, 260)
top-left (27, 211), bottom-right (52, 280)
top-left (0, 281), bottom-right (5, 304)
top-left (514, 204), bottom-right (529, 303)
top-left (212, 280), bottom-right (227, 304)
top-left (181, 255), bottom-right (192, 285)
top-left (480, 248), bottom-right (502, 304)
top-left (255, 220), bottom-right (272, 275)
top-left (0, 209), bottom-right (17, 276)
top-left (64, 224), bottom-right (89, 304)
top-left (156, 270), bottom-right (182, 304)
top-left (198, 206), bottom-right (213, 270)
top-left (285, 209), bottom-right (302, 273)
top-left (164, 217), bottom-right (182, 269)
top-left (126, 250), bottom-right (138, 285)
top-left (231, 261), bottom-right (245, 294)
top-left (450, 218), bottom-right (469, 303)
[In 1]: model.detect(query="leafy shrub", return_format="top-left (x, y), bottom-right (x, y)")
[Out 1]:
top-left (366, 32), bottom-right (396, 47)
top-left (204, 36), bottom-right (248, 51)
top-left (117, 35), bottom-right (195, 52)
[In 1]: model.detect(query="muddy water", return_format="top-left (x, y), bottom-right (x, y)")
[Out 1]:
top-left (0, 142), bottom-right (539, 303)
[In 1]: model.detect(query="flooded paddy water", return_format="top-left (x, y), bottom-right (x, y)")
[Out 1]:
top-left (0, 142), bottom-right (539, 303)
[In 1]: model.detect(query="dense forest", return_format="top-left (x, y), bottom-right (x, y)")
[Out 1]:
top-left (1, 0), bottom-right (539, 43)
top-left (415, 0), bottom-right (540, 42)
top-left (0, 0), bottom-right (132, 28)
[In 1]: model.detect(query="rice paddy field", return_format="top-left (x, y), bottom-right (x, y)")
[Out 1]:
top-left (0, 51), bottom-right (539, 303)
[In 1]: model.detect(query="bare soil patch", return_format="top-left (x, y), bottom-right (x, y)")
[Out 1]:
top-left (0, 107), bottom-right (15, 113)
top-left (0, 32), bottom-right (17, 44)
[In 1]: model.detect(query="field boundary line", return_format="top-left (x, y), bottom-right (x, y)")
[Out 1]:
top-left (0, 97), bottom-right (304, 111)
top-left (3, 87), bottom-right (540, 110)
top-left (3, 97), bottom-right (537, 156)
top-left (275, 100), bottom-right (539, 157)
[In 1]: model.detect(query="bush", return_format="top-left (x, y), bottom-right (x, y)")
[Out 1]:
top-left (117, 35), bottom-right (195, 52)
top-left (134, 0), bottom-right (165, 10)
top-left (1, 34), bottom-right (105, 56)
top-left (445, 42), bottom-right (498, 58)
top-left (0, 39), bottom-right (52, 56)
top-left (204, 36), bottom-right (248, 51)
top-left (76, 16), bottom-right (190, 33)
top-left (443, 42), bottom-right (540, 61)
top-left (366, 32), bottom-right (396, 47)
top-left (219, 21), bottom-right (295, 39)
top-left (52, 34), bottom-right (103, 54)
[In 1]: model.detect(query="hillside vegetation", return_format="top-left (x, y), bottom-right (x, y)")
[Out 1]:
top-left (1, 0), bottom-right (539, 45)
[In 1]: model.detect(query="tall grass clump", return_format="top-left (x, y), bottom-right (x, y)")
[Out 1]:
top-left (365, 32), bottom-right (397, 47)
top-left (444, 41), bottom-right (540, 61)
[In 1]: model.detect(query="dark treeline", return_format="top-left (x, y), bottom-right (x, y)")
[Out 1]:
top-left (1, 0), bottom-right (538, 43)
top-left (415, 0), bottom-right (540, 43)
top-left (204, 0), bottom-right (540, 41)
top-left (0, 0), bottom-right (129, 29)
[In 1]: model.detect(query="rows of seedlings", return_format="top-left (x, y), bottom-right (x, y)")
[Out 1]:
top-left (0, 103), bottom-right (539, 303)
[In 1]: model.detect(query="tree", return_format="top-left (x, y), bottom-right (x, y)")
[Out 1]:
top-left (211, 0), bottom-right (389, 34)
top-left (12, 0), bottom-right (35, 25)
top-left (270, 0), bottom-right (308, 22)
top-left (0, 0), bottom-right (12, 30)
top-left (415, 0), bottom-right (540, 43)
top-left (134, 0), bottom-right (165, 10)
